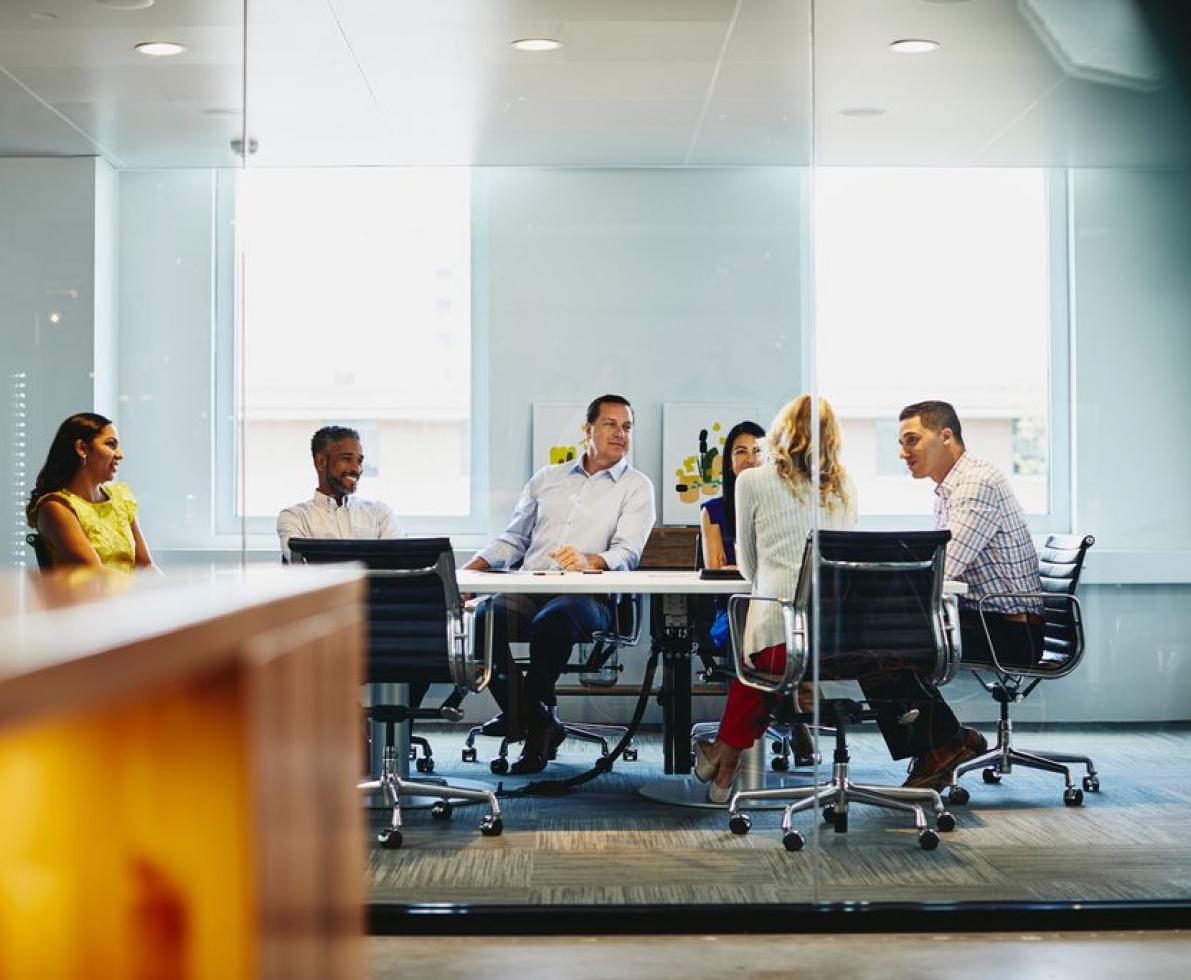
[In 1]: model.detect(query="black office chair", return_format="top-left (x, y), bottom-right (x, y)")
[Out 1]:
top-left (289, 537), bottom-right (502, 849)
top-left (725, 530), bottom-right (962, 851)
top-left (26, 532), bottom-right (52, 571)
top-left (947, 533), bottom-right (1097, 807)
top-left (462, 592), bottom-right (643, 771)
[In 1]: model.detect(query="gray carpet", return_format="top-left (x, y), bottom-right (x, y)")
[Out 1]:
top-left (367, 725), bottom-right (1191, 906)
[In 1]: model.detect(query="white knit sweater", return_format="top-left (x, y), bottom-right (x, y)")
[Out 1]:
top-left (734, 463), bottom-right (857, 656)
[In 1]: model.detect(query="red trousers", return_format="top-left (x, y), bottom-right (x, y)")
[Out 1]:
top-left (717, 642), bottom-right (785, 750)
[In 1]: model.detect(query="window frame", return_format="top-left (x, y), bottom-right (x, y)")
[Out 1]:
top-left (214, 169), bottom-right (489, 546)
top-left (807, 167), bottom-right (1073, 535)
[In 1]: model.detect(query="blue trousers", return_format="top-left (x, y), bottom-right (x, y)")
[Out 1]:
top-left (477, 592), bottom-right (613, 715)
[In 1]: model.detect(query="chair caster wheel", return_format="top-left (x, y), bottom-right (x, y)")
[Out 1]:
top-left (623, 746), bottom-right (638, 762)
top-left (821, 804), bottom-right (836, 824)
top-left (833, 813), bottom-right (848, 834)
top-left (728, 813), bottom-right (751, 836)
top-left (462, 747), bottom-right (477, 763)
top-left (1082, 775), bottom-right (1100, 793)
top-left (783, 831), bottom-right (805, 852)
top-left (490, 758), bottom-right (509, 775)
top-left (936, 811), bottom-right (956, 833)
top-left (1063, 787), bottom-right (1084, 807)
top-left (416, 757), bottom-right (435, 774)
top-left (771, 740), bottom-right (784, 755)
top-left (430, 801), bottom-right (452, 821)
top-left (377, 828), bottom-right (403, 849)
top-left (771, 756), bottom-right (790, 772)
top-left (919, 829), bottom-right (940, 851)
top-left (480, 816), bottom-right (503, 837)
top-left (947, 785), bottom-right (970, 806)
top-left (982, 767), bottom-right (1001, 784)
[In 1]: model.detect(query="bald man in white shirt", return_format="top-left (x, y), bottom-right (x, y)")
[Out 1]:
top-left (277, 425), bottom-right (402, 561)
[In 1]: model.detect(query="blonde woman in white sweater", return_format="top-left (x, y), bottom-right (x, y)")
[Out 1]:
top-left (695, 395), bottom-right (857, 803)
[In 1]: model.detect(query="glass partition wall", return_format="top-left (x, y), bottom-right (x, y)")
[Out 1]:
top-left (238, 0), bottom-right (816, 911)
top-left (807, 0), bottom-right (1191, 907)
top-left (0, 2), bottom-right (246, 571)
top-left (236, 0), bottom-right (1190, 918)
top-left (11, 0), bottom-right (1185, 929)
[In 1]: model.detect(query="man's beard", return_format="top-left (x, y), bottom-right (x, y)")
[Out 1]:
top-left (328, 473), bottom-right (358, 497)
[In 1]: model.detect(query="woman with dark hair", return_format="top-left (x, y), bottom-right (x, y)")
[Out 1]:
top-left (700, 420), bottom-right (766, 571)
top-left (26, 413), bottom-right (156, 572)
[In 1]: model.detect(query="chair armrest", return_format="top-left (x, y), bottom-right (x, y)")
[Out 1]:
top-left (727, 593), bottom-right (805, 694)
top-left (590, 593), bottom-right (642, 649)
top-left (936, 593), bottom-right (962, 687)
top-left (454, 594), bottom-right (495, 693)
top-left (975, 592), bottom-right (1084, 678)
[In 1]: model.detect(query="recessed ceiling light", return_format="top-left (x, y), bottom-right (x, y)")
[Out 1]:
top-left (97, 0), bottom-right (156, 9)
top-left (839, 106), bottom-right (887, 117)
top-left (202, 106), bottom-right (243, 117)
top-left (889, 39), bottom-right (940, 54)
top-left (30, 11), bottom-right (59, 21)
top-left (510, 38), bottom-right (562, 52)
top-left (134, 40), bottom-right (186, 57)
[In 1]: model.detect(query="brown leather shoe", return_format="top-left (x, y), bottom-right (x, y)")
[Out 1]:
top-left (903, 728), bottom-right (988, 790)
top-left (510, 712), bottom-right (567, 775)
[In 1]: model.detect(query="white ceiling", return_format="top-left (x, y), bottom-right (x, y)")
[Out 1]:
top-left (0, 0), bottom-right (1186, 169)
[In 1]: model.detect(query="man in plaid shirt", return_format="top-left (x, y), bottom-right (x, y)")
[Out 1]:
top-left (860, 401), bottom-right (1044, 790)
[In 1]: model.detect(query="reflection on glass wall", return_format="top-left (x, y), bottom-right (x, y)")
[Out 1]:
top-left (241, 0), bottom-right (815, 908)
top-left (11, 0), bottom-right (1187, 925)
top-left (0, 3), bottom-right (245, 571)
top-left (808, 0), bottom-right (1191, 903)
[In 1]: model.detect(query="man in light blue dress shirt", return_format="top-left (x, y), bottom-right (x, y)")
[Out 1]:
top-left (465, 394), bottom-right (656, 774)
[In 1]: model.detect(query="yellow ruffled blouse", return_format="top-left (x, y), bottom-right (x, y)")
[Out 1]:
top-left (28, 482), bottom-right (139, 572)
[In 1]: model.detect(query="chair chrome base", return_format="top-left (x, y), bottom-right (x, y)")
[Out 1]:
top-left (948, 718), bottom-right (1099, 807)
top-left (727, 757), bottom-right (956, 851)
top-left (362, 746), bottom-right (503, 849)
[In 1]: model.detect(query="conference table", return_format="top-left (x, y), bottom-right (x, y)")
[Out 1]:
top-left (457, 568), bottom-right (740, 780)
top-left (456, 568), bottom-right (967, 809)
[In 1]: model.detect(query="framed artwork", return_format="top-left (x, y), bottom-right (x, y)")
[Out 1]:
top-left (531, 402), bottom-right (589, 472)
top-left (662, 403), bottom-right (761, 525)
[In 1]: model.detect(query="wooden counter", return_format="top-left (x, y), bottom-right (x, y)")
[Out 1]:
top-left (0, 565), bottom-right (367, 979)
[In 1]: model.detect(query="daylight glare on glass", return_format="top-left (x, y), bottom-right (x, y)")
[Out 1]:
top-left (814, 168), bottom-right (1052, 516)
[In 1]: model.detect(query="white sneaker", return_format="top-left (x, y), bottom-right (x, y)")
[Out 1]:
top-left (708, 778), bottom-right (734, 805)
top-left (693, 739), bottom-right (718, 783)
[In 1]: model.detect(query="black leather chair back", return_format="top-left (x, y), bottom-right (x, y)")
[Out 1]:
top-left (808, 530), bottom-right (953, 681)
top-left (288, 537), bottom-right (458, 686)
top-left (1037, 533), bottom-right (1094, 668)
top-left (26, 532), bottom-right (52, 571)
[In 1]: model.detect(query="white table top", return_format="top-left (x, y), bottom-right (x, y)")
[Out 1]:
top-left (456, 569), bottom-right (744, 595)
top-left (457, 569), bottom-right (967, 597)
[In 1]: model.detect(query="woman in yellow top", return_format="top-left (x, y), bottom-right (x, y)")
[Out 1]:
top-left (26, 413), bottom-right (156, 572)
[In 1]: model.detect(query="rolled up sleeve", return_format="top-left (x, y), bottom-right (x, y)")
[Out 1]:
top-left (475, 479), bottom-right (539, 569)
top-left (597, 475), bottom-right (656, 571)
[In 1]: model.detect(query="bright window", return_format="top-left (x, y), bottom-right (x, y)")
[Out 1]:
top-left (234, 168), bottom-right (472, 525)
top-left (814, 168), bottom-right (1066, 522)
